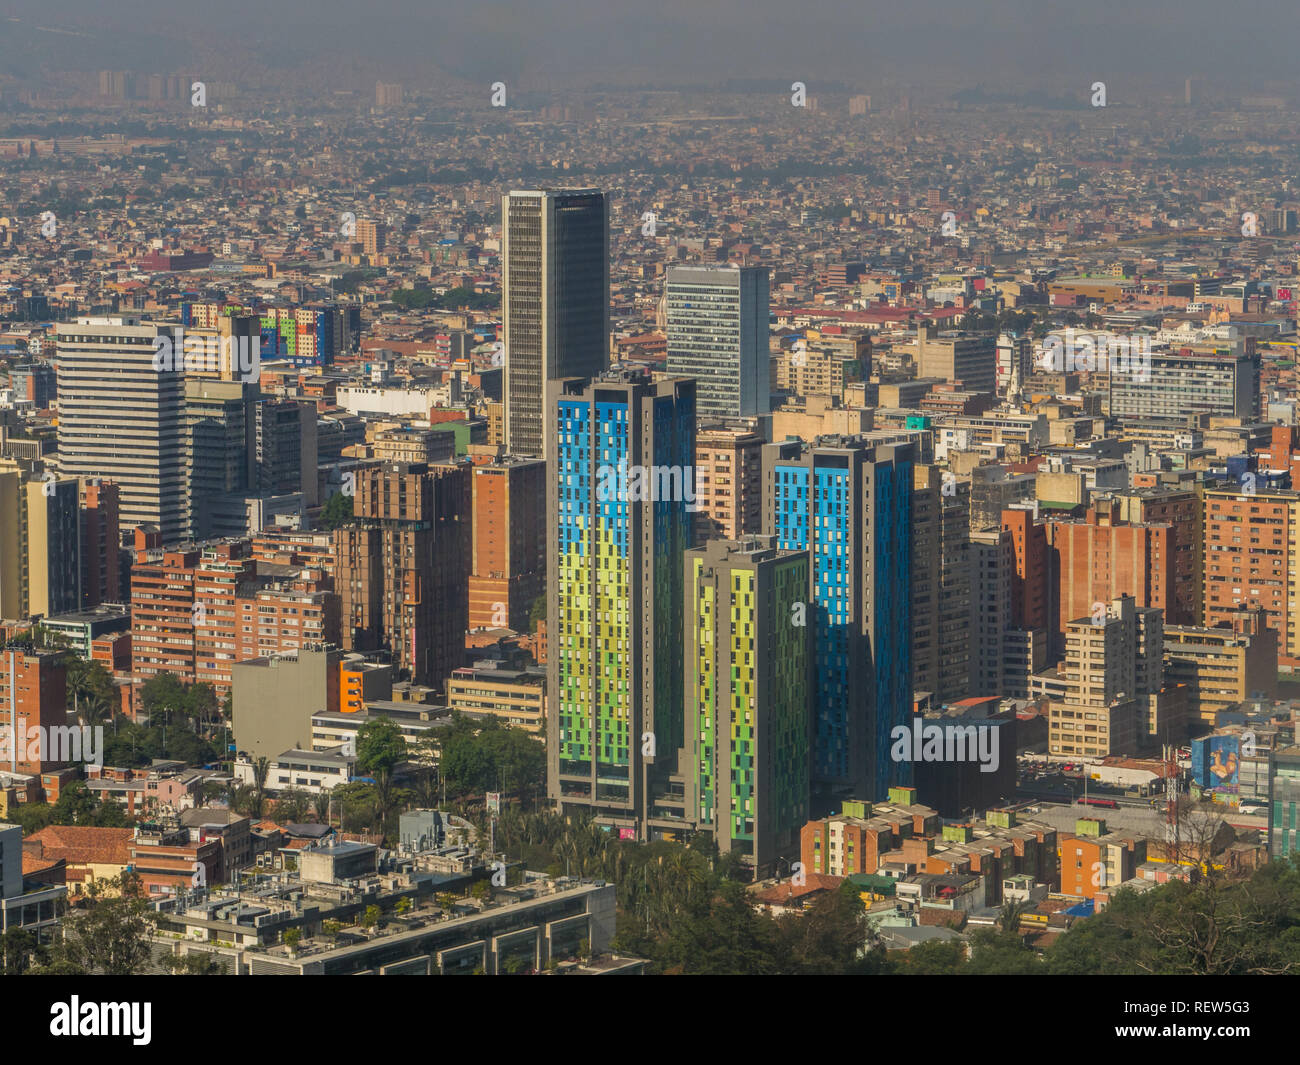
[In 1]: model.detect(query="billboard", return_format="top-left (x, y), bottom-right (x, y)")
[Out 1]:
top-left (1192, 736), bottom-right (1240, 794)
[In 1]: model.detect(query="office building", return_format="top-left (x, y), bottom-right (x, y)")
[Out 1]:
top-left (547, 373), bottom-right (695, 835)
top-left (1110, 348), bottom-right (1259, 422)
top-left (502, 188), bottom-right (610, 457)
top-left (763, 435), bottom-right (914, 803)
top-left (683, 536), bottom-right (810, 876)
top-left (665, 265), bottom-right (771, 421)
top-left (447, 662), bottom-right (546, 736)
top-left (55, 317), bottom-right (188, 543)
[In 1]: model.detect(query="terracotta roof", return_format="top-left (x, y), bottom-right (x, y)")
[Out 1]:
top-left (28, 825), bottom-right (134, 866)
top-left (750, 872), bottom-right (843, 904)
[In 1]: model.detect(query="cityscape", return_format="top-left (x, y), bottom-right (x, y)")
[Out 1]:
top-left (0, 1), bottom-right (1294, 1012)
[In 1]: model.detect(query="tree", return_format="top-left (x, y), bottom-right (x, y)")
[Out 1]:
top-left (528, 593), bottom-right (547, 632)
top-left (272, 788), bottom-right (313, 825)
top-left (283, 928), bottom-right (302, 954)
top-left (0, 928), bottom-right (41, 974)
top-left (252, 757), bottom-right (271, 819)
top-left (356, 719), bottom-right (407, 842)
top-left (470, 881), bottom-right (491, 903)
top-left (50, 872), bottom-right (156, 975)
top-left (395, 897), bottom-right (412, 916)
top-left (360, 905), bottom-right (381, 932)
top-left (318, 491), bottom-right (355, 531)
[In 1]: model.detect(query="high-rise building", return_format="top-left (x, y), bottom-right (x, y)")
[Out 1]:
top-left (1047, 499), bottom-right (1175, 655)
top-left (665, 265), bottom-right (771, 421)
top-left (693, 423), bottom-right (764, 546)
top-left (333, 462), bottom-right (470, 690)
top-left (995, 332), bottom-right (1032, 396)
top-left (1048, 595), bottom-right (1177, 758)
top-left (684, 536), bottom-right (810, 876)
top-left (467, 457), bottom-right (546, 633)
top-left (0, 649), bottom-right (68, 776)
top-left (1109, 487), bottom-right (1200, 625)
top-left (186, 378), bottom-right (258, 541)
top-left (1269, 746), bottom-right (1300, 859)
top-left (375, 82), bottom-right (404, 107)
top-left (970, 526), bottom-right (1013, 697)
top-left (25, 476), bottom-right (80, 620)
top-left (547, 373), bottom-right (695, 834)
top-left (0, 463), bottom-right (27, 621)
top-left (355, 220), bottom-right (388, 257)
top-left (55, 317), bottom-right (188, 543)
top-left (79, 480), bottom-right (121, 609)
top-left (0, 463), bottom-right (80, 622)
top-left (1202, 485), bottom-right (1300, 669)
top-left (501, 188), bottom-right (610, 458)
top-left (763, 435), bottom-right (914, 803)
top-left (911, 465), bottom-right (971, 703)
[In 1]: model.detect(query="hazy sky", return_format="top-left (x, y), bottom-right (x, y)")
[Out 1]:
top-left (3, 0), bottom-right (1298, 96)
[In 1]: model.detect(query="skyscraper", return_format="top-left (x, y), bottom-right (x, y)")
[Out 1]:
top-left (56, 317), bottom-right (188, 544)
top-left (665, 265), bottom-right (770, 421)
top-left (684, 536), bottom-right (810, 876)
top-left (547, 372), bottom-right (695, 834)
top-left (911, 464), bottom-right (971, 703)
top-left (502, 188), bottom-right (610, 458)
top-left (763, 435), bottom-right (914, 804)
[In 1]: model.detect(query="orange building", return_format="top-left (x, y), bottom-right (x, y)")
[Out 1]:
top-left (0, 649), bottom-right (69, 775)
top-left (467, 457), bottom-right (545, 633)
top-left (1047, 500), bottom-right (1174, 652)
top-left (1202, 486), bottom-right (1300, 668)
top-left (1110, 487), bottom-right (1200, 625)
top-left (1002, 508), bottom-right (1049, 631)
top-left (339, 655), bottom-right (393, 712)
top-left (1060, 819), bottom-right (1146, 899)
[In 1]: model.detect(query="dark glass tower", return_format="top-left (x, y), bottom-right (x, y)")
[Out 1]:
top-left (502, 188), bottom-right (609, 459)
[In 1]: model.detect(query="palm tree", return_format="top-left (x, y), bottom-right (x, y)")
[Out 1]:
top-left (253, 757), bottom-right (270, 819)
top-left (79, 691), bottom-right (113, 730)
top-left (998, 900), bottom-right (1031, 934)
